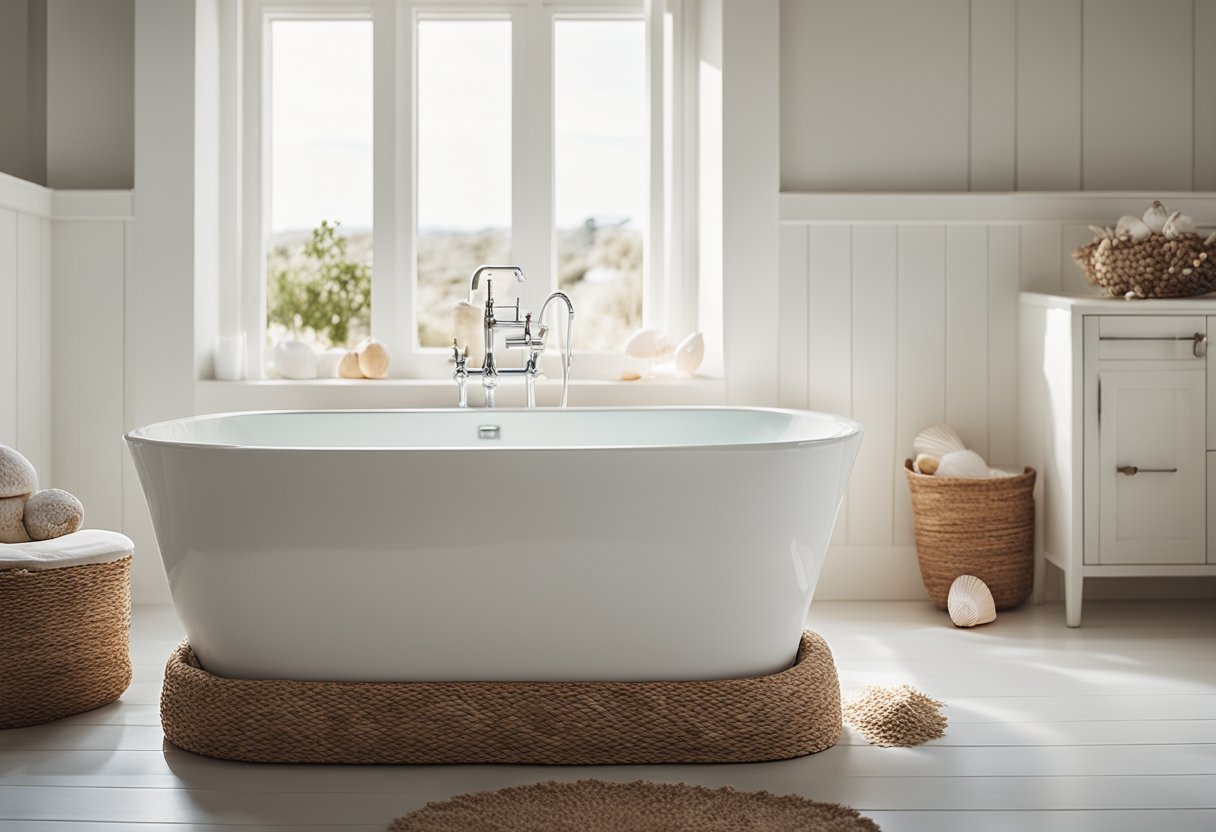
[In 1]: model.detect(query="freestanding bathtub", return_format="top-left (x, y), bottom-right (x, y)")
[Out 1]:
top-left (126, 407), bottom-right (861, 683)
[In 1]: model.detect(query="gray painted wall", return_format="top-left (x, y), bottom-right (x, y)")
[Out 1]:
top-left (46, 0), bottom-right (134, 189)
top-left (0, 0), bottom-right (47, 185)
top-left (781, 0), bottom-right (1216, 192)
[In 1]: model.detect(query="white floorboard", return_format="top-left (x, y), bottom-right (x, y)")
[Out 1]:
top-left (0, 600), bottom-right (1212, 830)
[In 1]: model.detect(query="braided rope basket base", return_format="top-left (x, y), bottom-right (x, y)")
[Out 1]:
top-left (0, 557), bottom-right (133, 730)
top-left (161, 631), bottom-right (841, 765)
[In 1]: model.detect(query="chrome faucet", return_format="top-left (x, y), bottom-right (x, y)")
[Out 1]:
top-left (452, 265), bottom-right (574, 408)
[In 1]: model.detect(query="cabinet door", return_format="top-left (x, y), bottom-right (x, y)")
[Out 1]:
top-left (1098, 369), bottom-right (1206, 565)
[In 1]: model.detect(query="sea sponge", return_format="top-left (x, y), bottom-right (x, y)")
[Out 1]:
top-left (23, 488), bottom-right (84, 541)
top-left (0, 494), bottom-right (31, 543)
top-left (0, 445), bottom-right (37, 498)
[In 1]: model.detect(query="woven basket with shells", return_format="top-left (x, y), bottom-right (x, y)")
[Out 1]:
top-left (1073, 200), bottom-right (1216, 299)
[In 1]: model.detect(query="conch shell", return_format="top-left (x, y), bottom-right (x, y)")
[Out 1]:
top-left (1142, 200), bottom-right (1170, 234)
top-left (948, 575), bottom-right (997, 628)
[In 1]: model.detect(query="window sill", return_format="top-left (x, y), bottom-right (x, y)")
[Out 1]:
top-left (195, 376), bottom-right (727, 414)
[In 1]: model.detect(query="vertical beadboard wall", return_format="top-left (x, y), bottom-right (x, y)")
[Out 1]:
top-left (781, 193), bottom-right (1216, 600)
top-left (0, 172), bottom-right (132, 545)
top-left (0, 174), bottom-right (52, 480)
top-left (782, 0), bottom-right (1216, 194)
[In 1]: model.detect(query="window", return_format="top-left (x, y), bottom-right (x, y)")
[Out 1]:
top-left (243, 0), bottom-right (694, 378)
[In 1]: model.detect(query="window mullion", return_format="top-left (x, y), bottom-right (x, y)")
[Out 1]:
top-left (643, 0), bottom-right (666, 331)
top-left (372, 0), bottom-right (413, 374)
top-left (513, 0), bottom-right (554, 322)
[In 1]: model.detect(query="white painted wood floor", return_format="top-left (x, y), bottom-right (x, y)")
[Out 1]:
top-left (1, 600), bottom-right (1213, 831)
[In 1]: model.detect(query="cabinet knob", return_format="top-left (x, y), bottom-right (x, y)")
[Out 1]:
top-left (1116, 465), bottom-right (1179, 476)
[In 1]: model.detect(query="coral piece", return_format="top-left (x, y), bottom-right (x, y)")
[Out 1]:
top-left (0, 494), bottom-right (31, 544)
top-left (947, 575), bottom-right (997, 628)
top-left (0, 445), bottom-right (37, 499)
top-left (842, 684), bottom-right (947, 747)
top-left (23, 489), bottom-right (84, 541)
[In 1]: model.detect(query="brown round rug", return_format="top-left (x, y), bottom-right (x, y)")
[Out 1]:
top-left (388, 780), bottom-right (880, 831)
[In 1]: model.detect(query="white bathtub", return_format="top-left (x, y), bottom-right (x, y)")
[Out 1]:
top-left (126, 407), bottom-right (861, 683)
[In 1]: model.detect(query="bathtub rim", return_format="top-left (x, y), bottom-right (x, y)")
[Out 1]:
top-left (124, 406), bottom-right (862, 454)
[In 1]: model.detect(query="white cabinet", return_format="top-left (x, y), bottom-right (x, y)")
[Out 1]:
top-left (1019, 294), bottom-right (1216, 626)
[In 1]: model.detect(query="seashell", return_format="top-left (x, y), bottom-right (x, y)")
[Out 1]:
top-left (1205, 230), bottom-right (1216, 246)
top-left (0, 445), bottom-right (38, 498)
top-left (356, 338), bottom-right (391, 379)
top-left (1116, 215), bottom-right (1151, 242)
top-left (0, 495), bottom-right (31, 544)
top-left (338, 350), bottom-right (364, 379)
top-left (316, 349), bottom-right (345, 378)
top-left (936, 449), bottom-right (991, 479)
top-left (22, 488), bottom-right (83, 541)
top-left (452, 301), bottom-right (484, 367)
top-left (912, 423), bottom-right (966, 458)
top-left (673, 332), bottom-right (704, 376)
top-left (1142, 200), bottom-right (1170, 234)
top-left (618, 371), bottom-right (642, 381)
top-left (624, 328), bottom-right (674, 361)
top-left (273, 339), bottom-right (318, 380)
top-left (1163, 211), bottom-right (1197, 239)
top-left (948, 575), bottom-right (997, 628)
top-left (913, 453), bottom-right (939, 475)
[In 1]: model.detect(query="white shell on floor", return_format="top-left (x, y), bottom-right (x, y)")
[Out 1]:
top-left (912, 423), bottom-right (966, 458)
top-left (273, 339), bottom-right (318, 380)
top-left (913, 453), bottom-right (939, 475)
top-left (673, 332), bottom-right (704, 376)
top-left (948, 575), bottom-right (997, 628)
top-left (624, 328), bottom-right (673, 361)
top-left (936, 449), bottom-right (991, 479)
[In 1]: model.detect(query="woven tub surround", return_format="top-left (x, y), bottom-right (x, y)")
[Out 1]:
top-left (160, 631), bottom-right (842, 765)
top-left (0, 556), bottom-right (133, 729)
top-left (389, 780), bottom-right (881, 832)
top-left (903, 461), bottom-right (1035, 610)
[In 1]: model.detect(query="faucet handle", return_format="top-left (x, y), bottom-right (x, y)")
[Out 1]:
top-left (451, 339), bottom-right (468, 371)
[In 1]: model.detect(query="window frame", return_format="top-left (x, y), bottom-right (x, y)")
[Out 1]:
top-left (240, 0), bottom-right (696, 380)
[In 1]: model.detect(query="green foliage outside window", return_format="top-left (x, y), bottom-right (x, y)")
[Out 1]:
top-left (267, 220), bottom-right (371, 349)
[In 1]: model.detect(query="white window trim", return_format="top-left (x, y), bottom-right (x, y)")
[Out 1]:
top-left (234, 0), bottom-right (698, 381)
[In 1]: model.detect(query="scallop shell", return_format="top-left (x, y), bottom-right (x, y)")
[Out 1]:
top-left (273, 339), bottom-right (318, 380)
top-left (356, 338), bottom-right (391, 379)
top-left (673, 332), bottom-right (704, 376)
top-left (912, 423), bottom-right (966, 458)
top-left (948, 575), bottom-right (997, 628)
top-left (624, 328), bottom-right (674, 361)
top-left (936, 449), bottom-right (991, 479)
top-left (913, 453), bottom-right (940, 475)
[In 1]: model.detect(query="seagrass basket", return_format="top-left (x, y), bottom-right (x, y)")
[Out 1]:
top-left (903, 461), bottom-right (1034, 611)
top-left (1072, 233), bottom-right (1216, 298)
top-left (0, 557), bottom-right (132, 729)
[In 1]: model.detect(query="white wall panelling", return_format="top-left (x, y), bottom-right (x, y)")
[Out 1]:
top-left (781, 0), bottom-right (1215, 193)
top-left (782, 192), bottom-right (1216, 600)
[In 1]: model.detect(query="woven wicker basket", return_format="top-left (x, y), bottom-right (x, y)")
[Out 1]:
top-left (1072, 233), bottom-right (1216, 298)
top-left (0, 557), bottom-right (132, 729)
top-left (903, 461), bottom-right (1034, 611)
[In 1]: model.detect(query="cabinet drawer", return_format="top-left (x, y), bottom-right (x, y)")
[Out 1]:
top-left (1097, 316), bottom-right (1207, 361)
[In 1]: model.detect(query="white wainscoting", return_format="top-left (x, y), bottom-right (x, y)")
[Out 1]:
top-left (0, 171), bottom-right (132, 557)
top-left (781, 192), bottom-right (1216, 600)
top-left (0, 173), bottom-right (52, 480)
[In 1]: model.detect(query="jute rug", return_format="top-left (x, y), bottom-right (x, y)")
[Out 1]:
top-left (388, 780), bottom-right (880, 831)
